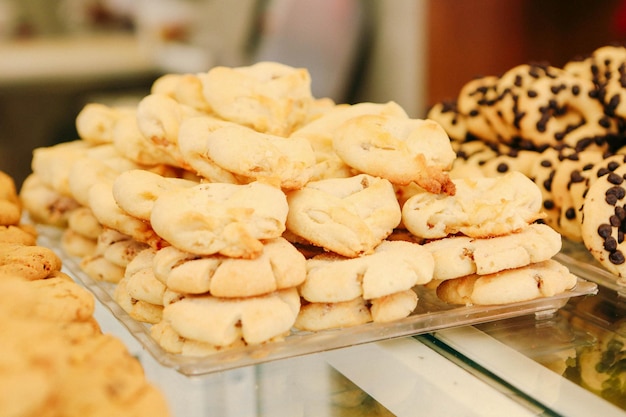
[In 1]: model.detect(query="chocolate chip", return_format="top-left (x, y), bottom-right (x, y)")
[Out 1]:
top-left (610, 214), bottom-right (622, 227)
top-left (607, 172), bottom-right (624, 185)
top-left (496, 163), bottom-right (509, 173)
top-left (544, 200), bottom-right (555, 210)
top-left (604, 236), bottom-right (618, 251)
top-left (598, 223), bottom-right (613, 238)
top-left (565, 207), bottom-right (576, 220)
top-left (609, 250), bottom-right (625, 265)
top-left (606, 186), bottom-right (626, 204)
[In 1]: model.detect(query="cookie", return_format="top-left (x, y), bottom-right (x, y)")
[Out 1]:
top-left (200, 61), bottom-right (313, 136)
top-left (423, 223), bottom-right (562, 280)
top-left (75, 102), bottom-right (135, 145)
top-left (299, 240), bottom-right (433, 303)
top-left (152, 237), bottom-right (306, 297)
top-left (332, 114), bottom-right (457, 194)
top-left (436, 259), bottom-right (578, 306)
top-left (112, 169), bottom-right (198, 222)
top-left (401, 171), bottom-right (544, 239)
top-left (457, 75), bottom-right (512, 144)
top-left (61, 228), bottom-right (98, 258)
top-left (88, 181), bottom-right (165, 249)
top-left (151, 181), bottom-right (288, 258)
top-left (66, 206), bottom-right (103, 240)
top-left (426, 100), bottom-right (469, 143)
top-left (114, 276), bottom-right (164, 324)
top-left (30, 140), bottom-right (93, 197)
top-left (294, 297), bottom-right (372, 332)
top-left (286, 174), bottom-right (401, 257)
top-left (135, 93), bottom-right (203, 168)
top-left (151, 72), bottom-right (213, 113)
top-left (163, 287), bottom-right (300, 346)
top-left (0, 242), bottom-right (62, 281)
top-left (0, 225), bottom-right (37, 246)
top-left (516, 70), bottom-right (616, 151)
top-left (290, 101), bottom-right (407, 181)
top-left (580, 163), bottom-right (626, 277)
top-left (149, 320), bottom-right (246, 356)
top-left (179, 116), bottom-right (316, 189)
top-left (111, 110), bottom-right (181, 167)
top-left (551, 149), bottom-right (605, 241)
top-left (369, 289), bottom-right (418, 323)
top-left (19, 173), bottom-right (80, 227)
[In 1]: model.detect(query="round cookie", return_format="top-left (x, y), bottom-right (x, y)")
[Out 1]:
top-left (580, 163), bottom-right (626, 277)
top-left (436, 259), bottom-right (578, 306)
top-left (423, 223), bottom-right (562, 280)
top-left (401, 171), bottom-right (544, 239)
top-left (286, 174), bottom-right (401, 257)
top-left (332, 114), bottom-right (457, 194)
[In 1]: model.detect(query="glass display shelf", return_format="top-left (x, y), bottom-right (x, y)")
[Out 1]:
top-left (38, 229), bottom-right (597, 377)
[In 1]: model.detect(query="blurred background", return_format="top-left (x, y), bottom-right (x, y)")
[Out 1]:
top-left (1, 0), bottom-right (625, 189)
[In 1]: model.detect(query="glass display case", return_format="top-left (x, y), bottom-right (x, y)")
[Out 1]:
top-left (84, 262), bottom-right (624, 417)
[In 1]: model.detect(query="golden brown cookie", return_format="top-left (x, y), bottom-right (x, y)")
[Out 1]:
top-left (286, 174), bottom-right (401, 257)
top-left (332, 115), bottom-right (457, 195)
top-left (0, 242), bottom-right (62, 281)
top-left (436, 259), bottom-right (578, 306)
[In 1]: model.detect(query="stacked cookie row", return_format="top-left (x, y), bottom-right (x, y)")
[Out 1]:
top-left (0, 170), bottom-right (171, 417)
top-left (20, 61), bottom-right (578, 356)
top-left (428, 44), bottom-right (626, 279)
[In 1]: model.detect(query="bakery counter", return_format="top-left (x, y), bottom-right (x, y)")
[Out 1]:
top-left (91, 282), bottom-right (626, 417)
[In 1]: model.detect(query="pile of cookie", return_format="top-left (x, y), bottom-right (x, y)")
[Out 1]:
top-left (20, 61), bottom-right (578, 356)
top-left (0, 170), bottom-right (171, 416)
top-left (427, 44), bottom-right (626, 280)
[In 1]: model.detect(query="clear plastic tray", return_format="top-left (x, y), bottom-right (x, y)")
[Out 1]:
top-left (555, 239), bottom-right (626, 297)
top-left (39, 231), bottom-right (597, 376)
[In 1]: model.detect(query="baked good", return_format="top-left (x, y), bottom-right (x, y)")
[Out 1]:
top-left (294, 297), bottom-right (372, 331)
top-left (332, 114), bottom-right (457, 195)
top-left (112, 169), bottom-right (198, 222)
top-left (580, 163), bottom-right (626, 277)
top-left (423, 223), bottom-right (562, 280)
top-left (150, 181), bottom-right (288, 258)
top-left (0, 242), bottom-right (62, 281)
top-left (75, 102), bottom-right (135, 145)
top-left (152, 237), bottom-right (306, 297)
top-left (402, 171), bottom-right (544, 239)
top-left (178, 116), bottom-right (316, 189)
top-left (20, 173), bottom-right (80, 227)
top-left (200, 61), bottom-right (314, 136)
top-left (162, 287), bottom-right (300, 346)
top-left (290, 101), bottom-right (407, 181)
top-left (300, 240), bottom-right (433, 303)
top-left (436, 259), bottom-right (578, 306)
top-left (286, 174), bottom-right (401, 257)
